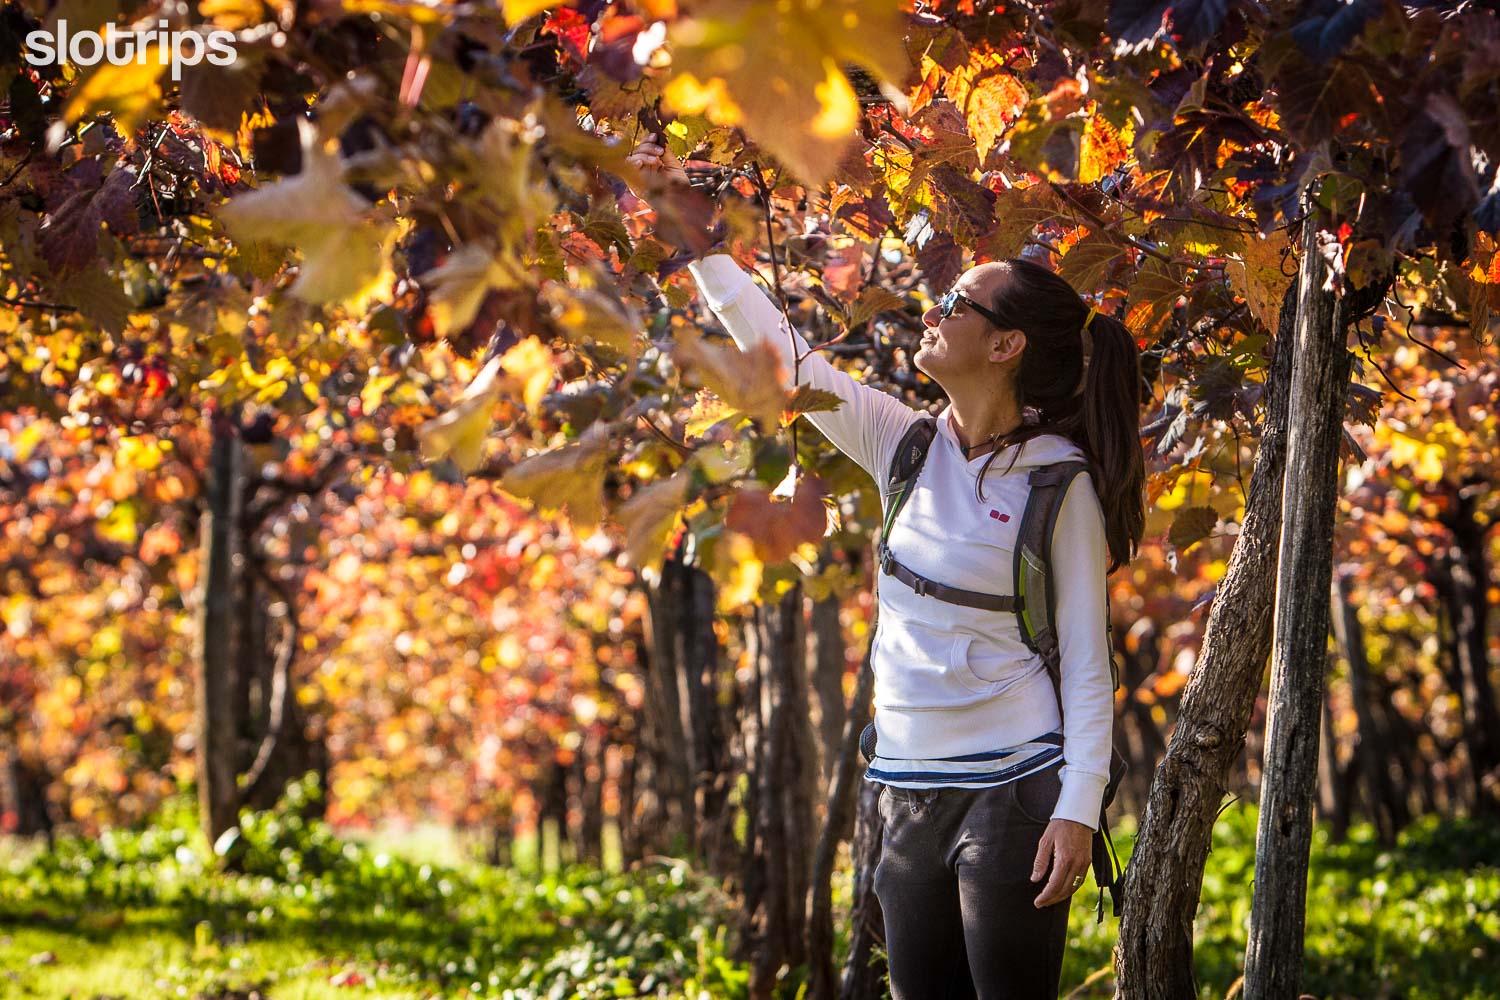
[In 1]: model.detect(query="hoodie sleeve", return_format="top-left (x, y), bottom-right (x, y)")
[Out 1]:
top-left (686, 254), bottom-right (921, 482)
top-left (1047, 471), bottom-right (1114, 830)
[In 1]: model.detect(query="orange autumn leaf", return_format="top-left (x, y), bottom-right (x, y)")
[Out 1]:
top-left (1079, 111), bottom-right (1132, 185)
top-left (724, 470), bottom-right (830, 564)
top-left (945, 44), bottom-right (1029, 163)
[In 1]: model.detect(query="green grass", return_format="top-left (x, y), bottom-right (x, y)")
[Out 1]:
top-left (2, 779), bottom-right (1496, 999)
top-left (1060, 805), bottom-right (1500, 999)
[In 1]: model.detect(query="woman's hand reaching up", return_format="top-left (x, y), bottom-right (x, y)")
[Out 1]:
top-left (624, 133), bottom-right (689, 201)
top-left (623, 133), bottom-right (726, 259)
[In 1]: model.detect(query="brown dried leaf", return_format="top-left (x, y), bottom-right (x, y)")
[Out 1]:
top-left (499, 423), bottom-right (612, 532)
top-left (1167, 504), bottom-right (1219, 551)
top-left (672, 331), bottom-right (787, 430)
top-left (615, 467), bottom-right (692, 571)
top-left (724, 470), bottom-right (830, 563)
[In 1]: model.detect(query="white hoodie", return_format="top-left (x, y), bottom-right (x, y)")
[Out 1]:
top-left (687, 254), bottom-right (1113, 829)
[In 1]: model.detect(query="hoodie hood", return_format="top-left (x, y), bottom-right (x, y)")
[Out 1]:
top-left (933, 403), bottom-right (1087, 478)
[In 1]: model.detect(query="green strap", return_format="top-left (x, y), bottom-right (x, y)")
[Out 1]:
top-left (879, 418), bottom-right (938, 548)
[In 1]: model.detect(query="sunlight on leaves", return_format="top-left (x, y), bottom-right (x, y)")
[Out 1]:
top-left (499, 423), bottom-right (612, 533)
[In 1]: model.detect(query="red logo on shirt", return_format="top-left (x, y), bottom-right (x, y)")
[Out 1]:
top-left (989, 509), bottom-right (1010, 523)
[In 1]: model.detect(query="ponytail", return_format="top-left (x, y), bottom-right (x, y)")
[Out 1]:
top-left (969, 259), bottom-right (1146, 573)
top-left (1077, 313), bottom-right (1145, 573)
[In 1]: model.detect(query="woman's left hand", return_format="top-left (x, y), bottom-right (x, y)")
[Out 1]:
top-left (1031, 818), bottom-right (1094, 908)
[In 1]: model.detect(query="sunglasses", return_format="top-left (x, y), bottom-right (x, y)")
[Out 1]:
top-left (937, 287), bottom-right (1005, 329)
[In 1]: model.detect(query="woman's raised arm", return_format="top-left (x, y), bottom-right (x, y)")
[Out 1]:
top-left (686, 253), bottom-right (922, 483)
top-left (626, 135), bottom-right (920, 483)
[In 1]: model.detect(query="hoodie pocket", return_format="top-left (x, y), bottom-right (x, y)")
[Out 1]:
top-left (873, 624), bottom-right (997, 709)
top-left (962, 633), bottom-right (1046, 690)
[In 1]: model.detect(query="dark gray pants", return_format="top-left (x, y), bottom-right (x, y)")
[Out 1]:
top-left (873, 762), bottom-right (1072, 999)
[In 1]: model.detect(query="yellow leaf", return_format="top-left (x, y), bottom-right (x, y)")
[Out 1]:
top-left (664, 0), bottom-right (909, 187)
top-left (1155, 470), bottom-right (1214, 512)
top-left (343, 0), bottom-right (454, 24)
top-left (117, 436), bottom-right (165, 472)
top-left (500, 423), bottom-right (611, 533)
top-left (218, 118), bottom-right (370, 249)
top-left (98, 500), bottom-right (139, 546)
top-left (416, 353), bottom-right (506, 472)
top-left (289, 222), bottom-right (395, 308)
top-left (541, 283), bottom-right (643, 355)
top-left (240, 356), bottom-right (293, 390)
top-left (217, 117), bottom-right (387, 306)
top-left (1226, 230), bottom-right (1291, 335)
top-left (661, 73), bottom-right (743, 127)
top-left (199, 0), bottom-right (265, 29)
top-left (361, 371), bottom-right (401, 413)
top-left (614, 468), bottom-right (691, 571)
top-left (1079, 111), bottom-right (1132, 185)
top-left (500, 0), bottom-right (564, 25)
top-left (684, 391), bottom-right (738, 440)
top-left (426, 243), bottom-right (523, 339)
top-left (1386, 431), bottom-right (1446, 484)
top-left (671, 331), bottom-right (787, 431)
top-left (12, 422), bottom-right (47, 462)
top-left (500, 337), bottom-right (555, 413)
top-left (945, 45), bottom-right (1029, 163)
top-left (63, 46), bottom-right (165, 135)
top-left (712, 532), bottom-right (764, 613)
top-left (811, 56), bottom-right (860, 139)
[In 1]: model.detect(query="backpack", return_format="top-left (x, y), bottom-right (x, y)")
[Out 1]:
top-left (860, 416), bottom-right (1129, 921)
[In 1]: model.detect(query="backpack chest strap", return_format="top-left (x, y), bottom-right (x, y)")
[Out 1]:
top-left (876, 542), bottom-right (1022, 613)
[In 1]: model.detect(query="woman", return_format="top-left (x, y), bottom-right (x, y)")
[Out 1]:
top-left (627, 137), bottom-right (1145, 998)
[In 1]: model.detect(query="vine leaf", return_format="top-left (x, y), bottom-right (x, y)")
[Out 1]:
top-left (1226, 230), bottom-right (1292, 335)
top-left (501, 338), bottom-right (558, 414)
top-left (499, 423), bottom-right (612, 532)
top-left (783, 386), bottom-right (844, 424)
top-left (1059, 236), bottom-right (1130, 295)
top-left (1124, 258), bottom-right (1183, 339)
top-left (663, 0), bottom-right (909, 187)
top-left (1168, 504), bottom-right (1220, 551)
top-left (671, 331), bottom-right (787, 431)
top-left (218, 119), bottom-right (386, 305)
top-left (724, 468), bottom-right (830, 564)
top-left (1078, 113), bottom-right (1132, 185)
top-left (425, 244), bottom-right (523, 340)
top-left (849, 287), bottom-right (907, 330)
top-left (417, 338), bottom-right (560, 472)
top-left (543, 282), bottom-right (644, 356)
top-left (944, 43), bottom-right (1028, 164)
top-left (62, 55), bottom-right (165, 135)
top-left (417, 354), bottom-right (508, 474)
top-left (615, 466), bottom-right (692, 572)
top-left (977, 184), bottom-right (1062, 259)
top-left (52, 268), bottom-right (132, 335)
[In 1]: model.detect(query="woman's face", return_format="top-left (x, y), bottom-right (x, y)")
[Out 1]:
top-left (914, 267), bottom-right (1016, 383)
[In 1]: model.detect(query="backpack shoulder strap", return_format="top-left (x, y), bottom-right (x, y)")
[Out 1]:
top-left (1017, 459), bottom-right (1132, 923)
top-left (879, 416), bottom-right (938, 548)
top-left (1012, 460), bottom-right (1094, 683)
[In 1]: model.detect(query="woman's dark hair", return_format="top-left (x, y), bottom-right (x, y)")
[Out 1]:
top-left (972, 258), bottom-right (1146, 573)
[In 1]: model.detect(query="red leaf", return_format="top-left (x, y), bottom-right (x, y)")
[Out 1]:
top-left (543, 8), bottom-right (591, 68)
